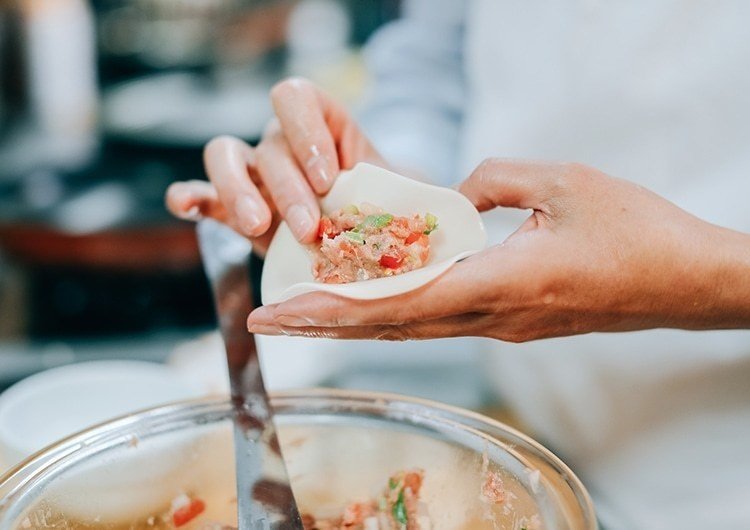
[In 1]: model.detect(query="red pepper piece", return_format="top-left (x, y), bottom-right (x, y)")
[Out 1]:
top-left (404, 232), bottom-right (421, 245)
top-left (318, 218), bottom-right (333, 239)
top-left (173, 499), bottom-right (205, 527)
top-left (379, 255), bottom-right (403, 269)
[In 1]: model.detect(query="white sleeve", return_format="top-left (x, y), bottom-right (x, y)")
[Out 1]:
top-left (358, 0), bottom-right (466, 186)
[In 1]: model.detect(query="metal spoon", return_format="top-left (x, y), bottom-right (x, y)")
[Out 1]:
top-left (197, 218), bottom-right (303, 529)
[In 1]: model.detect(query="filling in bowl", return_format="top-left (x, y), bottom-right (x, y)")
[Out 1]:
top-left (302, 469), bottom-right (427, 529)
top-left (11, 424), bottom-right (544, 530)
top-left (312, 204), bottom-right (438, 284)
top-left (156, 470), bottom-right (432, 530)
top-left (132, 467), bottom-right (531, 530)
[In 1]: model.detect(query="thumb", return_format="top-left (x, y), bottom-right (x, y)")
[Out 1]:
top-left (459, 158), bottom-right (562, 212)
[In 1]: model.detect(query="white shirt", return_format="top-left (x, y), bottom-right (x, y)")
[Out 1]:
top-left (360, 1), bottom-right (750, 529)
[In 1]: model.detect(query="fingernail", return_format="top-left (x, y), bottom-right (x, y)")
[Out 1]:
top-left (307, 145), bottom-right (332, 188)
top-left (234, 196), bottom-right (262, 234)
top-left (248, 324), bottom-right (282, 336)
top-left (276, 314), bottom-right (316, 327)
top-left (248, 306), bottom-right (274, 327)
top-left (286, 204), bottom-right (315, 240)
top-left (177, 205), bottom-right (202, 222)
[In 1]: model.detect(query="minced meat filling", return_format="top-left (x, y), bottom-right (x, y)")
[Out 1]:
top-left (302, 469), bottom-right (428, 530)
top-left (312, 204), bottom-right (437, 284)
top-left (151, 470), bottom-right (428, 530)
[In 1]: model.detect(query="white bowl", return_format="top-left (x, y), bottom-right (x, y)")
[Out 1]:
top-left (262, 163), bottom-right (487, 304)
top-left (0, 361), bottom-right (202, 521)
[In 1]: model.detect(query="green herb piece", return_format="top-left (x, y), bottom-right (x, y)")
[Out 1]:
top-left (392, 489), bottom-right (407, 525)
top-left (342, 204), bottom-right (359, 215)
top-left (423, 212), bottom-right (438, 235)
top-left (358, 213), bottom-right (394, 231)
top-left (344, 231), bottom-right (365, 244)
top-left (388, 478), bottom-right (399, 490)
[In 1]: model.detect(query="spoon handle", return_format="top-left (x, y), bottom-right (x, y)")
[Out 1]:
top-left (197, 219), bottom-right (303, 529)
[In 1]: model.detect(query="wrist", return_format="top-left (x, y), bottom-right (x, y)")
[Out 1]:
top-left (687, 223), bottom-right (750, 329)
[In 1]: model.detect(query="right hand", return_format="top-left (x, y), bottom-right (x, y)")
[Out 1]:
top-left (247, 158), bottom-right (750, 341)
top-left (165, 77), bottom-right (386, 255)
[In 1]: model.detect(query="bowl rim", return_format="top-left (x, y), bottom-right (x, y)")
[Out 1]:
top-left (0, 387), bottom-right (597, 529)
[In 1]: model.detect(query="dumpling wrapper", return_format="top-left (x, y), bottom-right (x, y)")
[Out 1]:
top-left (261, 163), bottom-right (487, 304)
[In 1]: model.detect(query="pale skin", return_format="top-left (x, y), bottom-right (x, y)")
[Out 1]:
top-left (166, 78), bottom-right (750, 342)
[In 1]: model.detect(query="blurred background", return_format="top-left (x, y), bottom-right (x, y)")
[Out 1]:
top-left (0, 0), bottom-right (493, 413)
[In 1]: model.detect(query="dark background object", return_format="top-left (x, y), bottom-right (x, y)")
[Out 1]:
top-left (0, 0), bottom-right (400, 390)
top-left (0, 0), bottom-right (399, 338)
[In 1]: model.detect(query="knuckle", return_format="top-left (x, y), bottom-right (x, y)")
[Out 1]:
top-left (472, 157), bottom-right (515, 189)
top-left (474, 157), bottom-right (501, 181)
top-left (533, 162), bottom-right (591, 212)
top-left (480, 156), bottom-right (503, 167)
top-left (378, 325), bottom-right (412, 342)
top-left (467, 160), bottom-right (493, 193)
top-left (560, 161), bottom-right (593, 187)
top-left (324, 313), bottom-right (344, 328)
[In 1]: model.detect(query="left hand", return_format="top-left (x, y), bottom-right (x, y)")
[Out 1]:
top-left (166, 78), bottom-right (386, 255)
top-left (247, 159), bottom-right (750, 342)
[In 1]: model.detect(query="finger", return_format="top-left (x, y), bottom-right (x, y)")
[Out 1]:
top-left (248, 251), bottom-right (501, 329)
top-left (165, 180), bottom-right (271, 248)
top-left (166, 180), bottom-right (228, 223)
top-left (204, 135), bottom-right (273, 238)
top-left (249, 312), bottom-right (493, 340)
top-left (459, 158), bottom-right (565, 212)
top-left (255, 128), bottom-right (321, 243)
top-left (270, 78), bottom-right (341, 194)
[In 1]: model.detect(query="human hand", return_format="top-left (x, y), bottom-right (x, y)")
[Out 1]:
top-left (165, 78), bottom-right (386, 255)
top-left (246, 158), bottom-right (750, 341)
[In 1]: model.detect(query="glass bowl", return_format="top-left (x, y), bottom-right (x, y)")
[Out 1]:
top-left (0, 389), bottom-right (597, 530)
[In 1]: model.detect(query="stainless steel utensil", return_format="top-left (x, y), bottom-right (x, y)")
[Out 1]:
top-left (197, 219), bottom-right (303, 529)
